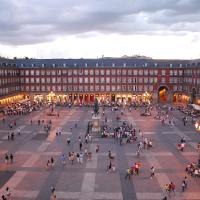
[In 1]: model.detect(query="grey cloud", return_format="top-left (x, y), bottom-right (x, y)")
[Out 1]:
top-left (0, 0), bottom-right (200, 45)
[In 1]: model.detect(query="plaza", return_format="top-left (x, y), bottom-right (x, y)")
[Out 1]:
top-left (0, 104), bottom-right (199, 200)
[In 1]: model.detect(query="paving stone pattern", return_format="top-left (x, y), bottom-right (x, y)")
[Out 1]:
top-left (0, 106), bottom-right (200, 200)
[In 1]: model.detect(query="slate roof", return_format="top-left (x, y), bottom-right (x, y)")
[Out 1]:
top-left (0, 57), bottom-right (196, 68)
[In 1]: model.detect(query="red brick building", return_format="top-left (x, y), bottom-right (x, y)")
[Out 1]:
top-left (0, 58), bottom-right (199, 105)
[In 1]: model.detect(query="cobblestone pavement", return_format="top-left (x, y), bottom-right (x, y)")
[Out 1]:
top-left (0, 106), bottom-right (199, 200)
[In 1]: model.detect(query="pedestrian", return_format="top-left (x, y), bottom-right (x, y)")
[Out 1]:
top-left (169, 182), bottom-right (175, 196)
top-left (125, 168), bottom-right (131, 180)
top-left (85, 135), bottom-right (88, 143)
top-left (46, 160), bottom-right (51, 169)
top-left (6, 187), bottom-right (11, 198)
top-left (67, 137), bottom-right (71, 145)
top-left (50, 186), bottom-right (56, 197)
top-left (95, 144), bottom-right (99, 153)
top-left (135, 163), bottom-right (140, 175)
top-left (107, 161), bottom-right (112, 173)
top-left (76, 152), bottom-right (80, 163)
top-left (10, 154), bottom-right (13, 164)
top-left (184, 176), bottom-right (187, 188)
top-left (150, 166), bottom-right (155, 179)
top-left (51, 157), bottom-right (54, 167)
top-left (1, 195), bottom-right (7, 200)
top-left (60, 154), bottom-right (66, 165)
top-left (80, 152), bottom-right (83, 164)
top-left (5, 154), bottom-right (9, 164)
top-left (11, 132), bottom-right (14, 140)
top-left (79, 142), bottom-right (83, 151)
top-left (108, 150), bottom-right (114, 159)
top-left (164, 184), bottom-right (170, 196)
top-left (7, 133), bottom-right (10, 141)
top-left (88, 134), bottom-right (92, 142)
top-left (69, 152), bottom-right (75, 165)
top-left (180, 143), bottom-right (185, 151)
top-left (181, 180), bottom-right (186, 192)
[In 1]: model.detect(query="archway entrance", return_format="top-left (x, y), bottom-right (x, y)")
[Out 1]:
top-left (191, 88), bottom-right (197, 104)
top-left (158, 86), bottom-right (169, 102)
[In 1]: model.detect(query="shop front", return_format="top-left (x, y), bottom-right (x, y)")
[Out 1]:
top-left (34, 94), bottom-right (44, 103)
top-left (173, 93), bottom-right (190, 104)
top-left (0, 94), bottom-right (25, 106)
top-left (132, 92), bottom-right (152, 104)
top-left (46, 92), bottom-right (56, 103)
top-left (158, 86), bottom-right (169, 102)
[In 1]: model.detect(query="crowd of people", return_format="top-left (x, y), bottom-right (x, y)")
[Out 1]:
top-left (185, 162), bottom-right (200, 177)
top-left (1, 101), bottom-right (200, 200)
top-left (2, 100), bottom-right (42, 116)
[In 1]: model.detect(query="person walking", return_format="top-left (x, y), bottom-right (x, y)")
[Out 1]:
top-left (46, 160), bottom-right (51, 169)
top-left (50, 157), bottom-right (54, 167)
top-left (181, 180), bottom-right (186, 192)
top-left (150, 166), bottom-right (155, 179)
top-left (10, 154), bottom-right (13, 164)
top-left (76, 152), bottom-right (80, 164)
top-left (67, 137), bottom-right (71, 145)
top-left (125, 168), bottom-right (132, 180)
top-left (79, 142), bottom-right (83, 151)
top-left (107, 161), bottom-right (112, 174)
top-left (95, 144), bottom-right (99, 153)
top-left (5, 154), bottom-right (9, 164)
top-left (60, 154), bottom-right (66, 165)
top-left (1, 194), bottom-right (7, 200)
top-left (6, 187), bottom-right (11, 198)
top-left (183, 176), bottom-right (188, 188)
top-left (11, 132), bottom-right (14, 140)
top-left (169, 182), bottom-right (176, 196)
top-left (50, 186), bottom-right (56, 198)
top-left (80, 152), bottom-right (83, 164)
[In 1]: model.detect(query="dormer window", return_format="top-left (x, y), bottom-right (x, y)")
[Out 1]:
top-left (96, 63), bottom-right (98, 67)
top-left (123, 63), bottom-right (126, 67)
top-left (112, 63), bottom-right (115, 67)
top-left (170, 63), bottom-right (173, 67)
top-left (42, 63), bottom-right (45, 67)
top-left (63, 63), bottom-right (66, 67)
top-left (145, 63), bottom-right (147, 67)
top-left (74, 63), bottom-right (77, 67)
top-left (85, 63), bottom-right (87, 67)
top-left (154, 63), bottom-right (157, 67)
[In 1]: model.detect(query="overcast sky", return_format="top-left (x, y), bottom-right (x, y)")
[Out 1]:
top-left (0, 0), bottom-right (200, 59)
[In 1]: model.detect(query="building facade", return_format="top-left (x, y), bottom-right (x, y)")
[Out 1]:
top-left (0, 58), bottom-right (200, 106)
